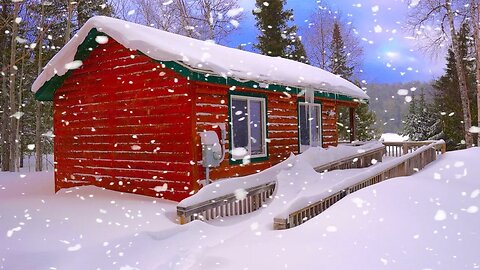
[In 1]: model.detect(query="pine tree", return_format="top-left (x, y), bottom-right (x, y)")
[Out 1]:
top-left (403, 89), bottom-right (444, 141)
top-left (253, 0), bottom-right (308, 63)
top-left (329, 22), bottom-right (353, 79)
top-left (285, 27), bottom-right (308, 63)
top-left (329, 23), bottom-right (357, 141)
top-left (402, 92), bottom-right (419, 140)
top-left (355, 103), bottom-right (378, 141)
top-left (417, 89), bottom-right (441, 140)
top-left (432, 23), bottom-right (478, 149)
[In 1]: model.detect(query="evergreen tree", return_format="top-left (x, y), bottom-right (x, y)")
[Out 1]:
top-left (329, 22), bottom-right (353, 79)
top-left (329, 22), bottom-right (355, 141)
top-left (287, 31), bottom-right (308, 63)
top-left (253, 0), bottom-right (308, 63)
top-left (417, 89), bottom-right (442, 140)
top-left (432, 23), bottom-right (478, 149)
top-left (403, 89), bottom-right (443, 141)
top-left (402, 92), bottom-right (419, 140)
top-left (355, 103), bottom-right (378, 141)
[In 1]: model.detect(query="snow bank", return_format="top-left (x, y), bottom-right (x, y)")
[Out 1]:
top-left (274, 141), bottom-right (442, 218)
top-left (1, 147), bottom-right (479, 269)
top-left (202, 148), bottom-right (480, 270)
top-left (32, 16), bottom-right (368, 100)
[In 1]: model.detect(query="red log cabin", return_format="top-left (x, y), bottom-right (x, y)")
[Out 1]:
top-left (33, 16), bottom-right (369, 202)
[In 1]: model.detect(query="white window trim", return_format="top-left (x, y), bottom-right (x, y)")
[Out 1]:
top-left (230, 94), bottom-right (267, 159)
top-left (299, 101), bottom-right (322, 153)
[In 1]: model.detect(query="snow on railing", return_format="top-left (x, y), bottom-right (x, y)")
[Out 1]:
top-left (177, 182), bottom-right (276, 224)
top-left (273, 140), bottom-right (446, 230)
top-left (177, 142), bottom-right (385, 224)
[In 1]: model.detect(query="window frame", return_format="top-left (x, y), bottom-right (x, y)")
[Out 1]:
top-left (298, 100), bottom-right (323, 153)
top-left (229, 93), bottom-right (268, 163)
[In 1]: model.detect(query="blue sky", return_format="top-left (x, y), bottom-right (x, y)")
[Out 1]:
top-left (229, 0), bottom-right (446, 84)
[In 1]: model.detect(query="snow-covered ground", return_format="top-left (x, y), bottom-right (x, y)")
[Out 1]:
top-left (1, 148), bottom-right (479, 269)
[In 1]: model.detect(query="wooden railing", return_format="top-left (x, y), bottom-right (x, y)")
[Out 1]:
top-left (314, 145), bottom-right (385, 172)
top-left (177, 144), bottom-right (385, 225)
top-left (383, 141), bottom-right (446, 157)
top-left (273, 141), bottom-right (446, 230)
top-left (177, 181), bottom-right (276, 224)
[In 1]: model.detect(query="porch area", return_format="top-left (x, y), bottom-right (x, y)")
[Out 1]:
top-left (177, 140), bottom-right (446, 229)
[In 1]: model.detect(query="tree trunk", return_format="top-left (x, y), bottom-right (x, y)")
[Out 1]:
top-left (8, 2), bottom-right (20, 172)
top-left (472, 0), bottom-right (480, 146)
top-left (65, 1), bottom-right (73, 44)
top-left (1, 32), bottom-right (9, 171)
top-left (36, 2), bottom-right (46, 171)
top-left (446, 0), bottom-right (473, 147)
top-left (16, 47), bottom-right (26, 171)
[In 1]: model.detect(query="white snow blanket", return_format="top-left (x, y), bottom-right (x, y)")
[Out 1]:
top-left (32, 16), bottom-right (368, 100)
top-left (1, 148), bottom-right (479, 269)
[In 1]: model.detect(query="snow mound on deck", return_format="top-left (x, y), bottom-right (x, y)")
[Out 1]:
top-left (32, 16), bottom-right (368, 100)
top-left (179, 141), bottom-right (383, 207)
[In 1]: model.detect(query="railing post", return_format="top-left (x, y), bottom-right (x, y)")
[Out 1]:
top-left (402, 143), bottom-right (409, 155)
top-left (177, 208), bottom-right (187, 225)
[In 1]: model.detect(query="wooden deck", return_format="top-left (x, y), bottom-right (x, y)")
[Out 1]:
top-left (177, 144), bottom-right (385, 224)
top-left (273, 140), bottom-right (446, 229)
top-left (177, 141), bottom-right (446, 228)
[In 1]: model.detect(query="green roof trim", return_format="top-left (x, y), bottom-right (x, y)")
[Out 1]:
top-left (34, 28), bottom-right (368, 104)
top-left (35, 28), bottom-right (104, 101)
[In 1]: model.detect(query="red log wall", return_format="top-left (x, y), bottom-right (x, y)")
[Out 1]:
top-left (53, 40), bottom-right (196, 201)
top-left (191, 82), bottom-right (341, 182)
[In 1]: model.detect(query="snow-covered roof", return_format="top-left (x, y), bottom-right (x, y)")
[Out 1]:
top-left (32, 16), bottom-right (369, 101)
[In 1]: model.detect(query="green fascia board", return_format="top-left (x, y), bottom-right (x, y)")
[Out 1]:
top-left (35, 28), bottom-right (104, 101)
top-left (34, 28), bottom-right (367, 104)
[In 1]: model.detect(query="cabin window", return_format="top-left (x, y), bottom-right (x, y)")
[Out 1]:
top-left (230, 95), bottom-right (267, 160)
top-left (298, 102), bottom-right (322, 153)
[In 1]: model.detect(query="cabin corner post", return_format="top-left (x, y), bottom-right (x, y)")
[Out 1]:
top-left (349, 107), bottom-right (356, 142)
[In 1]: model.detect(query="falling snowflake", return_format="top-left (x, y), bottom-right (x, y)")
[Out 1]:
top-left (64, 60), bottom-right (83, 70)
top-left (434, 210), bottom-right (447, 221)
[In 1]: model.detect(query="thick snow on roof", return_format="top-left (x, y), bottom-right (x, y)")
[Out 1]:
top-left (32, 16), bottom-right (369, 100)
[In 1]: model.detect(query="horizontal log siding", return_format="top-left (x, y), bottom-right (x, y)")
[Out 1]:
top-left (319, 99), bottom-right (338, 147)
top-left (193, 82), bottom-right (299, 181)
top-left (53, 40), bottom-right (195, 201)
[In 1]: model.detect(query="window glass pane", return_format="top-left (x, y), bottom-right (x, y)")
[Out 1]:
top-left (249, 100), bottom-right (263, 155)
top-left (311, 105), bottom-right (321, 147)
top-left (232, 98), bottom-right (248, 150)
top-left (299, 104), bottom-right (310, 147)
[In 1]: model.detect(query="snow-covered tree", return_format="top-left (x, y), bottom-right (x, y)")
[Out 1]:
top-left (409, 0), bottom-right (474, 147)
top-left (403, 89), bottom-right (442, 141)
